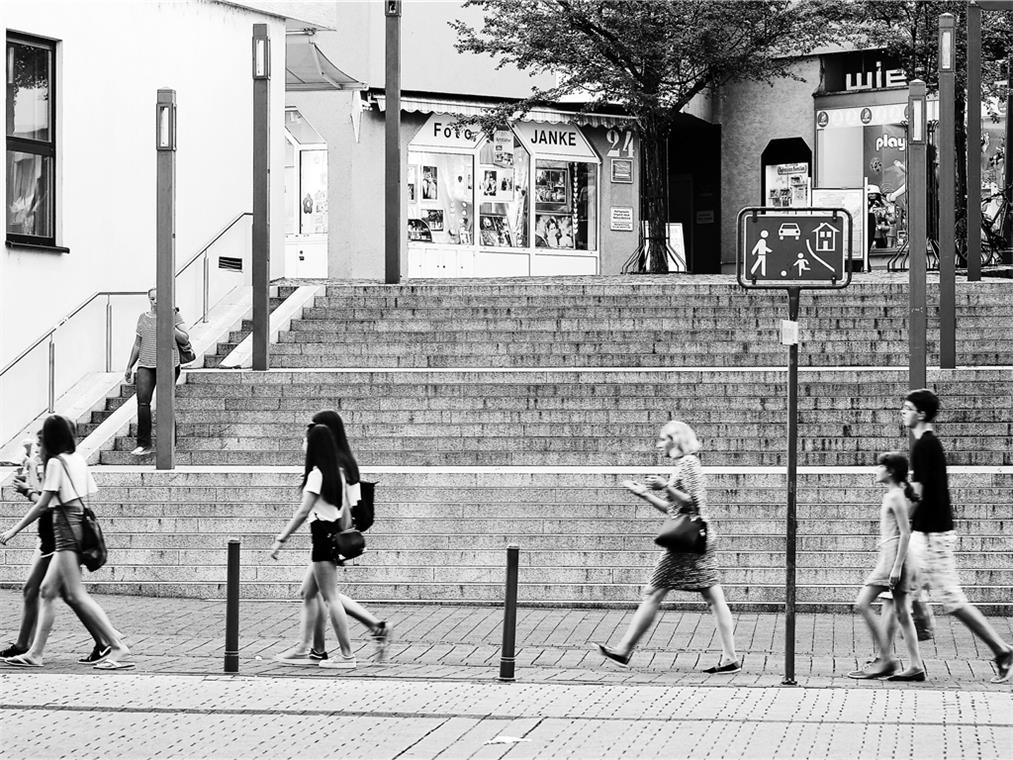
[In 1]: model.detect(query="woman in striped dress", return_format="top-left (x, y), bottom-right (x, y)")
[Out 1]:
top-left (597, 420), bottom-right (740, 673)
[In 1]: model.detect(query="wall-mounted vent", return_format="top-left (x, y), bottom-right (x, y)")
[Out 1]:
top-left (218, 256), bottom-right (243, 272)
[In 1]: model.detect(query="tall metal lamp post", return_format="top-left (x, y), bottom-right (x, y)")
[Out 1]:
top-left (385, 0), bottom-right (402, 284)
top-left (908, 81), bottom-right (928, 391)
top-left (155, 89), bottom-right (177, 470)
top-left (252, 24), bottom-right (271, 370)
top-left (938, 14), bottom-right (956, 369)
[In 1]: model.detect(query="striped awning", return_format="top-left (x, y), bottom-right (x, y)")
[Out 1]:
top-left (372, 94), bottom-right (635, 129)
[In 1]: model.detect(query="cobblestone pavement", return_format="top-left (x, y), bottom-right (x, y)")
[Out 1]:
top-left (1, 591), bottom-right (1009, 689)
top-left (1, 592), bottom-right (1011, 759)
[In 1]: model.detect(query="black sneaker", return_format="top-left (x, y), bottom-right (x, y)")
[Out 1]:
top-left (0, 644), bottom-right (27, 659)
top-left (309, 648), bottom-right (329, 662)
top-left (371, 623), bottom-right (391, 662)
top-left (703, 660), bottom-right (742, 674)
top-left (79, 644), bottom-right (111, 664)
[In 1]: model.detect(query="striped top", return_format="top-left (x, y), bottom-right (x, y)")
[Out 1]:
top-left (135, 310), bottom-right (184, 368)
top-left (665, 454), bottom-right (707, 518)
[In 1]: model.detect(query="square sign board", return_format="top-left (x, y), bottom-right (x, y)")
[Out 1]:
top-left (737, 207), bottom-right (853, 290)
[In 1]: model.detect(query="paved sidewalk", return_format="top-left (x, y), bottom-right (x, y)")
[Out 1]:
top-left (1, 591), bottom-right (1010, 689)
top-left (2, 673), bottom-right (1010, 759)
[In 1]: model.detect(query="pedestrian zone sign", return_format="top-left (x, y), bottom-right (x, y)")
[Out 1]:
top-left (737, 208), bottom-right (853, 290)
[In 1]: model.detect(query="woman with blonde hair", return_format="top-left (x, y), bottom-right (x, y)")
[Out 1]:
top-left (597, 420), bottom-right (740, 673)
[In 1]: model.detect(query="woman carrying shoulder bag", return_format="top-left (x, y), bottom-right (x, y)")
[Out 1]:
top-left (270, 424), bottom-right (357, 669)
top-left (0, 415), bottom-right (131, 670)
top-left (596, 420), bottom-right (740, 674)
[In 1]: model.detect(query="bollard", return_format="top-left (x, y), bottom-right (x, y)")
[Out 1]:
top-left (224, 538), bottom-right (240, 673)
top-left (498, 544), bottom-right (519, 682)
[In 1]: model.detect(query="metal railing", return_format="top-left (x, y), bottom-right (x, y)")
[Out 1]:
top-left (0, 211), bottom-right (252, 433)
top-left (176, 212), bottom-right (252, 323)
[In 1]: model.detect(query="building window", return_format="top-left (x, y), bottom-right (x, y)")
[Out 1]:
top-left (6, 34), bottom-right (56, 246)
top-left (407, 150), bottom-right (474, 245)
top-left (534, 160), bottom-right (597, 250)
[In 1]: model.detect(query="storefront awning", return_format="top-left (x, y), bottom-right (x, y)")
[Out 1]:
top-left (286, 38), bottom-right (365, 92)
top-left (373, 94), bottom-right (635, 129)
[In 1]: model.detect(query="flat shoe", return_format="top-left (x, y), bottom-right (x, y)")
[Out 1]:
top-left (703, 660), bottom-right (741, 674)
top-left (94, 660), bottom-right (135, 671)
top-left (884, 668), bottom-right (926, 682)
top-left (3, 654), bottom-right (43, 667)
top-left (596, 643), bottom-right (632, 668)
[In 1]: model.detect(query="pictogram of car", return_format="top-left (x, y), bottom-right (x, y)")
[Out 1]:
top-left (778, 223), bottom-right (801, 241)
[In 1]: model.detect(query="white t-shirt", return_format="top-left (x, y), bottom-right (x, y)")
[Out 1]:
top-left (42, 453), bottom-right (99, 504)
top-left (304, 467), bottom-right (359, 523)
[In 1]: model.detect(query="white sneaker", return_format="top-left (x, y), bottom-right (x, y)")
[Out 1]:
top-left (319, 655), bottom-right (356, 670)
top-left (131, 446), bottom-right (154, 456)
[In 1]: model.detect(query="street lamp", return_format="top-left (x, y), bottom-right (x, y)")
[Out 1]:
top-left (252, 33), bottom-right (270, 79)
top-left (909, 90), bottom-right (925, 144)
top-left (939, 22), bottom-right (954, 72)
top-left (156, 99), bottom-right (176, 151)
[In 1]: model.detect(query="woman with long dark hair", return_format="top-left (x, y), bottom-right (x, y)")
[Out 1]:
top-left (304, 411), bottom-right (390, 662)
top-left (0, 415), bottom-right (131, 669)
top-left (270, 424), bottom-right (356, 669)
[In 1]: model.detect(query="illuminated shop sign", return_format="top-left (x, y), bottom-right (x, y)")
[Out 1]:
top-left (821, 51), bottom-right (907, 94)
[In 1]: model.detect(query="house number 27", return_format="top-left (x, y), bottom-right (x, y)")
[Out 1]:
top-left (606, 129), bottom-right (634, 158)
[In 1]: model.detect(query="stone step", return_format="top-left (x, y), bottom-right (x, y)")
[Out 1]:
top-left (3, 470), bottom-right (1009, 607)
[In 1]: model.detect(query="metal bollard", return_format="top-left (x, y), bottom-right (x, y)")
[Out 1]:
top-left (224, 538), bottom-right (240, 673)
top-left (498, 544), bottom-right (519, 682)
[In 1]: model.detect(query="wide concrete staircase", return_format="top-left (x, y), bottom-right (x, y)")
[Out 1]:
top-left (2, 275), bottom-right (1010, 610)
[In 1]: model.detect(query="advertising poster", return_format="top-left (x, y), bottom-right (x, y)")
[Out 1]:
top-left (493, 130), bottom-right (514, 168)
top-left (535, 168), bottom-right (570, 209)
top-left (424, 208), bottom-right (444, 231)
top-left (407, 165), bottom-right (417, 203)
top-left (765, 162), bottom-right (810, 208)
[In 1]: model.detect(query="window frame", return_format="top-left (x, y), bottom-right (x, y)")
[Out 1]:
top-left (6, 32), bottom-right (58, 249)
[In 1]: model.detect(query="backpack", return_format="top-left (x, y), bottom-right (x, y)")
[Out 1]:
top-left (351, 480), bottom-right (376, 532)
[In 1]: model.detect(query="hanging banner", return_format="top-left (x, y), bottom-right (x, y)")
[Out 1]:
top-left (493, 130), bottom-right (514, 168)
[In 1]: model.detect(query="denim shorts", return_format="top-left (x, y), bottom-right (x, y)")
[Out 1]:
top-left (51, 505), bottom-right (84, 553)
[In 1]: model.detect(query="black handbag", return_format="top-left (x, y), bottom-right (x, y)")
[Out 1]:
top-left (176, 335), bottom-right (197, 364)
top-left (654, 511), bottom-right (708, 554)
top-left (329, 476), bottom-right (365, 563)
top-left (57, 458), bottom-right (108, 572)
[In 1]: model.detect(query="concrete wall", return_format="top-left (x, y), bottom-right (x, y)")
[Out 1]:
top-left (1, 0), bottom-right (286, 439)
top-left (716, 57), bottom-right (821, 271)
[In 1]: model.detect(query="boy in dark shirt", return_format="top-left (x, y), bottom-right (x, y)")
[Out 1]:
top-left (903, 389), bottom-right (1012, 683)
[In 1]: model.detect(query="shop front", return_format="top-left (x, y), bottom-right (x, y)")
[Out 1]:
top-left (404, 112), bottom-right (629, 278)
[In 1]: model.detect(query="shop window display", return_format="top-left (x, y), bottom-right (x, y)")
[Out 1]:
top-left (478, 133), bottom-right (529, 248)
top-left (407, 151), bottom-right (474, 244)
top-left (533, 160), bottom-right (597, 250)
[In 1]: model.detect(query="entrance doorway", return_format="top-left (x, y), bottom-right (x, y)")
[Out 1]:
top-left (667, 115), bottom-right (721, 273)
top-left (283, 109), bottom-right (328, 278)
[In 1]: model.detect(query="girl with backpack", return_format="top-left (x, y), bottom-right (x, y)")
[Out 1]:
top-left (270, 423), bottom-right (363, 669)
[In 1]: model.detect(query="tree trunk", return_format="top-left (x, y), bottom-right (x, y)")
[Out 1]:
top-left (639, 117), bottom-right (675, 273)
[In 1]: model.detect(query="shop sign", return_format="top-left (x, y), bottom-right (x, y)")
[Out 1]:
top-left (412, 114), bottom-right (484, 151)
top-left (513, 122), bottom-right (598, 161)
top-left (610, 158), bottom-right (633, 184)
top-left (610, 206), bottom-right (634, 231)
top-left (821, 51), bottom-right (907, 94)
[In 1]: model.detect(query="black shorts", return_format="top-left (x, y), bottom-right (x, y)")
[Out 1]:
top-left (309, 519), bottom-right (339, 563)
top-left (37, 510), bottom-right (56, 555)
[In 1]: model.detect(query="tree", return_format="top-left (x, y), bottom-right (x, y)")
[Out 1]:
top-left (453, 0), bottom-right (847, 272)
top-left (844, 1), bottom-right (1013, 260)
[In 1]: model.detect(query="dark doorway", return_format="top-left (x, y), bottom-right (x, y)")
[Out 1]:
top-left (666, 115), bottom-right (722, 273)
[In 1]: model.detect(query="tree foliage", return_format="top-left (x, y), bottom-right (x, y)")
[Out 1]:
top-left (453, 0), bottom-right (849, 272)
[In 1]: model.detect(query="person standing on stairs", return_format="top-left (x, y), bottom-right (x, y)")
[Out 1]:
top-left (596, 420), bottom-right (740, 674)
top-left (0, 414), bottom-right (132, 669)
top-left (302, 410), bottom-right (390, 663)
top-left (123, 288), bottom-right (188, 456)
top-left (902, 388), bottom-right (1013, 683)
top-left (846, 452), bottom-right (925, 681)
top-left (269, 423), bottom-right (359, 669)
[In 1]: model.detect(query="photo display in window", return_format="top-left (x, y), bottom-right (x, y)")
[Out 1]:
top-left (534, 160), bottom-right (596, 251)
top-left (478, 134), bottom-right (529, 248)
top-left (407, 151), bottom-right (473, 245)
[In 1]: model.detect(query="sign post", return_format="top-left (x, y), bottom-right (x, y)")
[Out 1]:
top-left (737, 207), bottom-right (853, 685)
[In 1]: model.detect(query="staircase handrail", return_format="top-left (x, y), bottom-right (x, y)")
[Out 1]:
top-left (0, 211), bottom-right (253, 430)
